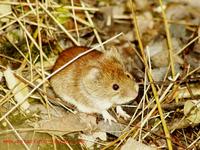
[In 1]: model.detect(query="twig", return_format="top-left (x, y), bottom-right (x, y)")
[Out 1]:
top-left (0, 1), bottom-right (99, 11)
top-left (81, 1), bottom-right (105, 50)
top-left (12, 12), bottom-right (49, 62)
top-left (131, 0), bottom-right (173, 149)
top-left (175, 35), bottom-right (200, 55)
top-left (71, 0), bottom-right (80, 44)
top-left (4, 118), bottom-right (30, 150)
top-left (39, 2), bottom-right (80, 46)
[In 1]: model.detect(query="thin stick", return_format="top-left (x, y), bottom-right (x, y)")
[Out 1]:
top-left (71, 0), bottom-right (80, 44)
top-left (158, 0), bottom-right (181, 109)
top-left (0, 54), bottom-right (22, 63)
top-left (81, 1), bottom-right (105, 51)
top-left (20, 2), bottom-right (34, 82)
top-left (26, 0), bottom-right (36, 15)
top-left (39, 2), bottom-right (80, 46)
top-left (130, 0), bottom-right (173, 149)
top-left (36, 0), bottom-right (50, 116)
top-left (69, 13), bottom-right (92, 27)
top-left (0, 10), bottom-right (33, 31)
top-left (0, 1), bottom-right (99, 11)
top-left (24, 31), bottom-right (33, 82)
top-left (0, 12), bottom-right (12, 19)
top-left (12, 13), bottom-right (49, 61)
top-left (158, 0), bottom-right (175, 77)
top-left (113, 15), bottom-right (198, 27)
top-left (175, 35), bottom-right (200, 55)
top-left (5, 118), bottom-right (30, 150)
top-left (187, 135), bottom-right (200, 149)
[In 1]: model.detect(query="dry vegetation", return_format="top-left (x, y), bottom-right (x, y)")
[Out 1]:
top-left (0, 0), bottom-right (200, 149)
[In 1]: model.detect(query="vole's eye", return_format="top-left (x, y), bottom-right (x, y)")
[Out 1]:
top-left (126, 73), bottom-right (132, 79)
top-left (112, 84), bottom-right (119, 91)
top-left (127, 74), bottom-right (131, 78)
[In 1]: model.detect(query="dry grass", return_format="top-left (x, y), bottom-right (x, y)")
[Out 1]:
top-left (0, 0), bottom-right (199, 150)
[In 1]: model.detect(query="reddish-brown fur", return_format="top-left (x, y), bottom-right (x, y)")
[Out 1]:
top-left (50, 46), bottom-right (139, 123)
top-left (52, 46), bottom-right (101, 71)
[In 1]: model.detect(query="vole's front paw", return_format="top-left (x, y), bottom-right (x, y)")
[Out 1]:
top-left (116, 106), bottom-right (130, 120)
top-left (102, 110), bottom-right (116, 125)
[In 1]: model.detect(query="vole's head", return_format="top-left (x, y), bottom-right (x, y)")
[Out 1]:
top-left (82, 48), bottom-right (139, 104)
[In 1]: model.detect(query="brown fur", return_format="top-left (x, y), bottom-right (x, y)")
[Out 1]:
top-left (50, 46), bottom-right (139, 114)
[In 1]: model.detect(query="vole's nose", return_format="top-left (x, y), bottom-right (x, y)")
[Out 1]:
top-left (135, 84), bottom-right (139, 93)
top-left (131, 83), bottom-right (139, 99)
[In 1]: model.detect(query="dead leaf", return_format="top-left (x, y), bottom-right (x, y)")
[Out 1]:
top-left (184, 100), bottom-right (200, 125)
top-left (134, 0), bottom-right (149, 10)
top-left (35, 112), bottom-right (97, 136)
top-left (169, 100), bottom-right (200, 130)
top-left (151, 50), bottom-right (183, 67)
top-left (97, 121), bottom-right (128, 137)
top-left (0, 1), bottom-right (11, 23)
top-left (3, 67), bottom-right (30, 111)
top-left (152, 64), bottom-right (181, 81)
top-left (177, 85), bottom-right (200, 99)
top-left (137, 11), bottom-right (154, 35)
top-left (121, 138), bottom-right (157, 150)
top-left (79, 132), bottom-right (106, 148)
top-left (166, 4), bottom-right (189, 20)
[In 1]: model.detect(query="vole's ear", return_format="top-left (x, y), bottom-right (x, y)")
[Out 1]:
top-left (105, 47), bottom-right (123, 64)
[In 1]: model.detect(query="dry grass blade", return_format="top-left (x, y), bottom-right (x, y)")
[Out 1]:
top-left (158, 0), bottom-right (175, 78)
top-left (0, 10), bottom-right (33, 31)
top-left (129, 0), bottom-right (173, 149)
top-left (38, 2), bottom-right (80, 46)
top-left (71, 0), bottom-right (80, 44)
top-left (81, 1), bottom-right (105, 50)
top-left (4, 118), bottom-right (30, 150)
top-left (175, 35), bottom-right (200, 55)
top-left (0, 1), bottom-right (99, 11)
top-left (12, 13), bottom-right (49, 62)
